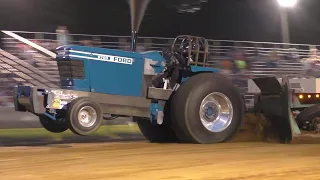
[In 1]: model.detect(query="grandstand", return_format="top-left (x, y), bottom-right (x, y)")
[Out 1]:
top-left (0, 30), bottom-right (316, 107)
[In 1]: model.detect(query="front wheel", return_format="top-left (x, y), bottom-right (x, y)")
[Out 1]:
top-left (39, 115), bottom-right (69, 133)
top-left (66, 97), bottom-right (103, 136)
top-left (170, 73), bottom-right (244, 144)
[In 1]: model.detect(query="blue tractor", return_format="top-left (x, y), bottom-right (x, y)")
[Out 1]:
top-left (13, 0), bottom-right (245, 144)
top-left (13, 35), bottom-right (244, 144)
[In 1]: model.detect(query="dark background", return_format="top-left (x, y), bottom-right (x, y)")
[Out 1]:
top-left (0, 0), bottom-right (319, 44)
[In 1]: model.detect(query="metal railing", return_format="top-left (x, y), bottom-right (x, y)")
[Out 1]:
top-left (1, 30), bottom-right (320, 107)
top-left (3, 30), bottom-right (319, 53)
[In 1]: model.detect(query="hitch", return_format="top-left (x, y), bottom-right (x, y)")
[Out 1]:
top-left (248, 76), bottom-right (301, 143)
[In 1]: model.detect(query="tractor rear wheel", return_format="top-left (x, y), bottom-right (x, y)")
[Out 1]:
top-left (135, 100), bottom-right (178, 143)
top-left (170, 73), bottom-right (244, 144)
top-left (136, 118), bottom-right (178, 143)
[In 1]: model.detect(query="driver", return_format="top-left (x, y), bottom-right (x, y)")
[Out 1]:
top-left (152, 46), bottom-right (190, 88)
top-left (152, 47), bottom-right (179, 88)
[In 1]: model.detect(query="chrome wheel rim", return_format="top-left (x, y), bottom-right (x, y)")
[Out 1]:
top-left (199, 92), bottom-right (233, 132)
top-left (78, 106), bottom-right (97, 128)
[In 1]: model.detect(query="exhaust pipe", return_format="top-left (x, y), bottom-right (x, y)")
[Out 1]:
top-left (128, 0), bottom-right (151, 52)
top-left (131, 30), bottom-right (137, 52)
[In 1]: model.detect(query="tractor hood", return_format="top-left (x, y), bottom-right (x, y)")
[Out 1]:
top-left (56, 45), bottom-right (165, 63)
top-left (55, 45), bottom-right (166, 95)
top-left (56, 45), bottom-right (142, 61)
top-left (56, 45), bottom-right (164, 61)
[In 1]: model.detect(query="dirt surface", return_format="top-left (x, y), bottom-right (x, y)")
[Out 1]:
top-left (0, 141), bottom-right (320, 180)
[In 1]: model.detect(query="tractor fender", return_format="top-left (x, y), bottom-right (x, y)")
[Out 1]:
top-left (190, 66), bottom-right (220, 73)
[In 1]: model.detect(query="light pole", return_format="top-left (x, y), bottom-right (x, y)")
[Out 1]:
top-left (277, 0), bottom-right (298, 44)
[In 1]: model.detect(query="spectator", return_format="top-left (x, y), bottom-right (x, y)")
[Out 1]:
top-left (303, 46), bottom-right (320, 77)
top-left (226, 47), bottom-right (238, 74)
top-left (267, 48), bottom-right (279, 68)
top-left (220, 59), bottom-right (233, 78)
top-left (227, 47), bottom-right (248, 87)
top-left (92, 37), bottom-right (102, 47)
top-left (80, 39), bottom-right (93, 46)
top-left (309, 46), bottom-right (318, 60)
top-left (233, 48), bottom-right (248, 74)
top-left (118, 38), bottom-right (129, 50)
top-left (137, 45), bottom-right (146, 52)
top-left (56, 26), bottom-right (72, 47)
top-left (287, 48), bottom-right (299, 61)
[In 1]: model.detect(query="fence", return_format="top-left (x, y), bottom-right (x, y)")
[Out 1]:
top-left (1, 30), bottom-right (320, 107)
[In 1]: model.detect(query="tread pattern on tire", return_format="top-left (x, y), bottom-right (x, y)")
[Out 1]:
top-left (135, 100), bottom-right (178, 143)
top-left (136, 118), bottom-right (178, 143)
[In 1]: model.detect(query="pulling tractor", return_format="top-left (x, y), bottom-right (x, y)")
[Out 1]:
top-left (13, 35), bottom-right (245, 144)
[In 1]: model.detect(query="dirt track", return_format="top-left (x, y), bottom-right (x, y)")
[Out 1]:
top-left (0, 141), bottom-right (320, 180)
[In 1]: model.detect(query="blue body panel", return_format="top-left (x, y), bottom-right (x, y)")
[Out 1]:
top-left (89, 58), bottom-right (143, 96)
top-left (56, 46), bottom-right (165, 97)
top-left (191, 66), bottom-right (220, 73)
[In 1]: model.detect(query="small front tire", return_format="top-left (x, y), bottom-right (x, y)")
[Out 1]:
top-left (67, 97), bottom-right (103, 136)
top-left (39, 115), bottom-right (69, 133)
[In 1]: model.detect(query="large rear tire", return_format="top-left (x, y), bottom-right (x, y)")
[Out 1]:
top-left (135, 100), bottom-right (178, 143)
top-left (170, 73), bottom-right (244, 144)
top-left (136, 118), bottom-right (178, 143)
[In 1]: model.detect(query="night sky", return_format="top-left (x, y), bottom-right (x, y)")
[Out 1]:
top-left (0, 0), bottom-right (320, 44)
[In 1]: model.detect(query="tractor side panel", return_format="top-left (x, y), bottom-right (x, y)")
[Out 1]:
top-left (66, 46), bottom-right (145, 97)
top-left (89, 55), bottom-right (145, 97)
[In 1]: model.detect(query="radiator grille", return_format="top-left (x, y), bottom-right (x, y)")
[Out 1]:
top-left (57, 60), bottom-right (85, 80)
